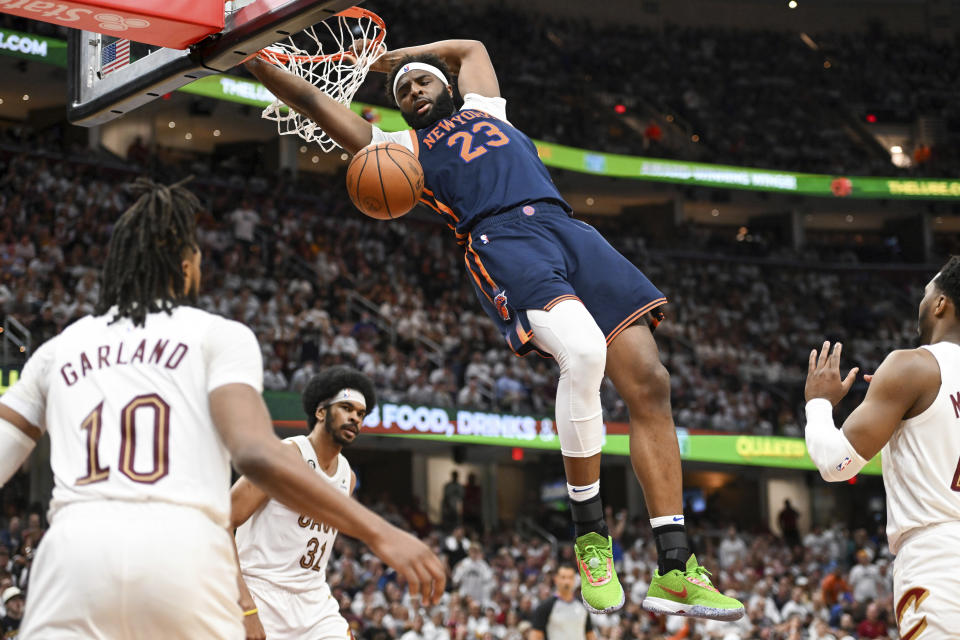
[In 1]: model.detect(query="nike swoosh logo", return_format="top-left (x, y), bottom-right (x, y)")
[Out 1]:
top-left (673, 516), bottom-right (684, 522)
top-left (661, 585), bottom-right (687, 598)
top-left (571, 488), bottom-right (592, 493)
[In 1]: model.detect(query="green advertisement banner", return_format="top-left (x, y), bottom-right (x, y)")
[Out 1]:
top-left (0, 374), bottom-right (881, 475)
top-left (179, 75), bottom-right (411, 131)
top-left (264, 392), bottom-right (882, 475)
top-left (0, 28), bottom-right (66, 66)
top-left (178, 76), bottom-right (960, 201)
top-left (6, 37), bottom-right (955, 201)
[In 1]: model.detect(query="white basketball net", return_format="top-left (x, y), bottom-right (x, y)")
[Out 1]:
top-left (258, 7), bottom-right (386, 152)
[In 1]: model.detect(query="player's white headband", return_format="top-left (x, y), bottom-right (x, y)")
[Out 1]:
top-left (321, 388), bottom-right (367, 411)
top-left (393, 62), bottom-right (449, 103)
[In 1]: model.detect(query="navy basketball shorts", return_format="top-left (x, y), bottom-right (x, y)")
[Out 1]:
top-left (464, 202), bottom-right (667, 356)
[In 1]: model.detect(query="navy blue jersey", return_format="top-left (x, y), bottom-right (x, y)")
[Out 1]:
top-left (374, 95), bottom-right (570, 240)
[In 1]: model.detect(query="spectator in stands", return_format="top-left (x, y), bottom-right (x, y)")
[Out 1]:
top-left (820, 565), bottom-right (851, 607)
top-left (777, 499), bottom-right (801, 548)
top-left (453, 545), bottom-right (496, 606)
top-left (718, 525), bottom-right (748, 569)
top-left (441, 471), bottom-right (464, 530)
top-left (462, 474), bottom-right (482, 532)
top-left (290, 360), bottom-right (319, 393)
top-left (1, 587), bottom-right (23, 637)
top-left (848, 549), bottom-right (882, 604)
top-left (0, 519), bottom-right (20, 555)
top-left (229, 198), bottom-right (260, 250)
top-left (856, 602), bottom-right (890, 639)
top-left (263, 357), bottom-right (289, 391)
top-left (458, 378), bottom-right (488, 409)
top-left (443, 526), bottom-right (470, 568)
top-left (779, 585), bottom-right (812, 622)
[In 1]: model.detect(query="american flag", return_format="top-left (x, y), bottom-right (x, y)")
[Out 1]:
top-left (100, 39), bottom-right (130, 76)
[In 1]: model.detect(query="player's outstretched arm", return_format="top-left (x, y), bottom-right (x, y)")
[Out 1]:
top-left (803, 342), bottom-right (937, 481)
top-left (230, 537), bottom-right (266, 640)
top-left (0, 342), bottom-right (51, 486)
top-left (210, 382), bottom-right (446, 604)
top-left (835, 348), bottom-right (938, 458)
top-left (0, 405), bottom-right (41, 486)
top-left (370, 40), bottom-right (500, 99)
top-left (244, 58), bottom-right (373, 154)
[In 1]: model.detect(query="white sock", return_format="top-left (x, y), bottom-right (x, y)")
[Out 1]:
top-left (650, 514), bottom-right (685, 528)
top-left (567, 480), bottom-right (600, 502)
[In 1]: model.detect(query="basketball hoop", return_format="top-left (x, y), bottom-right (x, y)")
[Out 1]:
top-left (255, 7), bottom-right (386, 151)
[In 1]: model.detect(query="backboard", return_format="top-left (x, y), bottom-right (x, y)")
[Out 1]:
top-left (67, 0), bottom-right (356, 126)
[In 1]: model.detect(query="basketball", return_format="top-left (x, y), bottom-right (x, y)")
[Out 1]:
top-left (346, 143), bottom-right (424, 220)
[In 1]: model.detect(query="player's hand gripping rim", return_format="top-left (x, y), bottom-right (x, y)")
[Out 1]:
top-left (369, 526), bottom-right (446, 605)
top-left (346, 39), bottom-right (388, 68)
top-left (804, 341), bottom-right (860, 406)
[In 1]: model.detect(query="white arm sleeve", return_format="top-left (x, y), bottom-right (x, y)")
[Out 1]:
top-left (370, 127), bottom-right (415, 154)
top-left (0, 419), bottom-right (36, 487)
top-left (804, 398), bottom-right (868, 481)
top-left (204, 319), bottom-right (264, 393)
top-left (461, 93), bottom-right (509, 123)
top-left (0, 339), bottom-right (55, 433)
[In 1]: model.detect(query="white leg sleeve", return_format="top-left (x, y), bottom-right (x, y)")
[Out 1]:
top-left (527, 299), bottom-right (606, 458)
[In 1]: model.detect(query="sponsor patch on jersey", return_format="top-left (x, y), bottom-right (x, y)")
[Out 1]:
top-left (522, 205), bottom-right (535, 216)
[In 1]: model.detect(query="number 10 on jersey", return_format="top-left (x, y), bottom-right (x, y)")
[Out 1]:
top-left (77, 394), bottom-right (171, 485)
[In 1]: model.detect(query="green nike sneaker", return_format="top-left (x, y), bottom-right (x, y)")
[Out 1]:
top-left (574, 532), bottom-right (625, 614)
top-left (642, 554), bottom-right (745, 621)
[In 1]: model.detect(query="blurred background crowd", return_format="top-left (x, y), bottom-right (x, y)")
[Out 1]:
top-left (2, 1), bottom-right (958, 638)
top-left (0, 142), bottom-right (928, 434)
top-left (0, 490), bottom-right (901, 640)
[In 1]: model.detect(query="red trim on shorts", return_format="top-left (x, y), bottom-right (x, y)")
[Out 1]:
top-left (543, 294), bottom-right (581, 311)
top-left (605, 297), bottom-right (668, 345)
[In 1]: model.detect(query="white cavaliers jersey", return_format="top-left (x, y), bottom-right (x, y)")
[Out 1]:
top-left (236, 436), bottom-right (351, 593)
top-left (883, 341), bottom-right (960, 553)
top-left (0, 306), bottom-right (263, 528)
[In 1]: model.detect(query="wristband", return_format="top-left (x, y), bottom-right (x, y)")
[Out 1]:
top-left (804, 398), bottom-right (867, 481)
top-left (243, 608), bottom-right (258, 617)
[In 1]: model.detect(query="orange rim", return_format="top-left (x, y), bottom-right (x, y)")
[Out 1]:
top-left (257, 7), bottom-right (386, 65)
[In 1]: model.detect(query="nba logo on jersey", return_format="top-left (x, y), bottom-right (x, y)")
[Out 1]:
top-left (494, 291), bottom-right (510, 321)
top-left (836, 456), bottom-right (852, 472)
top-left (480, 234), bottom-right (489, 244)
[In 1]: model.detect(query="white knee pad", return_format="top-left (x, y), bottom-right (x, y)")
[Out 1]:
top-left (527, 299), bottom-right (606, 458)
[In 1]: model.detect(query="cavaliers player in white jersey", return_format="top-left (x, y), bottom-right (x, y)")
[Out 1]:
top-left (232, 365), bottom-right (372, 640)
top-left (803, 255), bottom-right (960, 640)
top-left (0, 178), bottom-right (444, 639)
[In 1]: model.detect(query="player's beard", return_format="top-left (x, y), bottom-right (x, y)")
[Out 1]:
top-left (325, 412), bottom-right (356, 448)
top-left (403, 90), bottom-right (456, 130)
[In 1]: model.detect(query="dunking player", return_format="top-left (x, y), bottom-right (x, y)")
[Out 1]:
top-left (245, 41), bottom-right (743, 619)
top-left (804, 256), bottom-right (960, 639)
top-left (233, 366), bottom-right (372, 640)
top-left (0, 179), bottom-right (444, 638)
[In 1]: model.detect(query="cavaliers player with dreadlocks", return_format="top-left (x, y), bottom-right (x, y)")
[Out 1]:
top-left (0, 178), bottom-right (444, 638)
